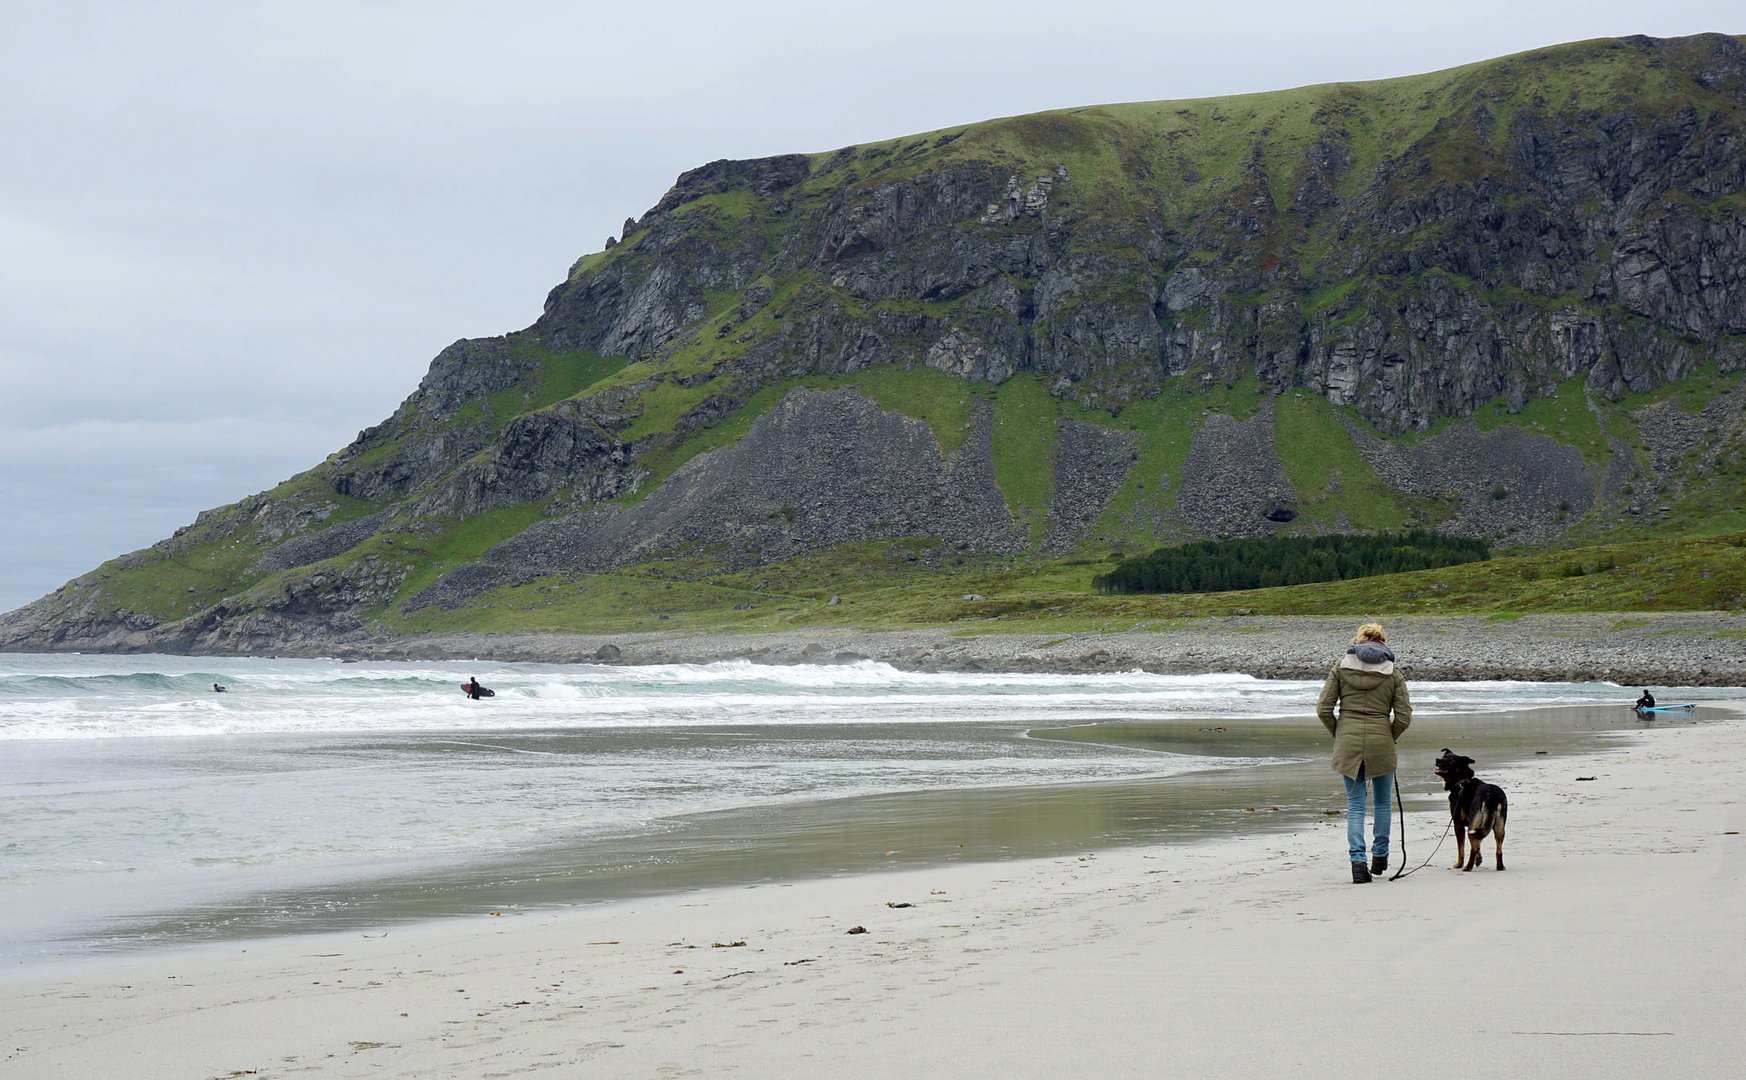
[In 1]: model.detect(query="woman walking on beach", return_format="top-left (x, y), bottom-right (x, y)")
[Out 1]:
top-left (1317, 623), bottom-right (1412, 883)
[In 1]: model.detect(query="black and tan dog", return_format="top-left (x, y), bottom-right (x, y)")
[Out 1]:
top-left (1433, 748), bottom-right (1508, 871)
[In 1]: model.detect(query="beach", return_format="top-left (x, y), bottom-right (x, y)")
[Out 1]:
top-left (5, 703), bottom-right (1741, 1078)
top-left (279, 612), bottom-right (1746, 685)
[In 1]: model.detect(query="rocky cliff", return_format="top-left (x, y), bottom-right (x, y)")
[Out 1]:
top-left (7, 32), bottom-right (1746, 652)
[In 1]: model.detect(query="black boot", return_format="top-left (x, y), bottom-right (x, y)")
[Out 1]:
top-left (1371, 855), bottom-right (1388, 876)
top-left (1351, 861), bottom-right (1372, 883)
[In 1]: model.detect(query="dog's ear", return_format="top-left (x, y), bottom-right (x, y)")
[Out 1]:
top-left (1440, 748), bottom-right (1453, 756)
top-left (1459, 755), bottom-right (1474, 768)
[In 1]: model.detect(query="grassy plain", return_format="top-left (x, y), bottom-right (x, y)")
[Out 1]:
top-left (382, 529), bottom-right (1746, 637)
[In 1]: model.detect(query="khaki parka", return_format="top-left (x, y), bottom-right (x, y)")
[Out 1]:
top-left (1316, 652), bottom-right (1412, 779)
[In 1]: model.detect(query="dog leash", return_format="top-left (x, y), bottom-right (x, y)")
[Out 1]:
top-left (1389, 774), bottom-right (1453, 880)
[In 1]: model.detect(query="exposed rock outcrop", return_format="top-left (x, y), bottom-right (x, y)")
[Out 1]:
top-left (1174, 407), bottom-right (1299, 538)
top-left (406, 388), bottom-right (1032, 609)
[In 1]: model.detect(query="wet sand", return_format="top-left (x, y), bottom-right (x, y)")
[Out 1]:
top-left (46, 703), bottom-right (1665, 957)
top-left (4, 704), bottom-right (1741, 1078)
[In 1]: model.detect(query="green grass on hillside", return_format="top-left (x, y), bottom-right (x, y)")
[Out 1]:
top-left (625, 382), bottom-right (793, 501)
top-left (386, 504), bottom-right (549, 607)
top-left (92, 483), bottom-right (383, 621)
top-left (379, 528), bottom-right (1746, 637)
top-left (621, 365), bottom-right (986, 509)
top-left (511, 341), bottom-right (628, 410)
top-left (441, 341), bottom-right (628, 439)
top-left (830, 366), bottom-right (982, 455)
top-left (94, 536), bottom-right (270, 622)
top-left (1086, 375), bottom-right (1265, 543)
top-left (880, 36), bottom-right (1724, 230)
top-left (1272, 393), bottom-right (1413, 531)
top-left (991, 375), bottom-right (1061, 541)
top-left (669, 190), bottom-right (761, 222)
top-left (619, 376), bottom-right (730, 442)
top-left (1472, 376), bottom-right (1611, 472)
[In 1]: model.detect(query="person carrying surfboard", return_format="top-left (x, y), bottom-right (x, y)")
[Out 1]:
top-left (464, 676), bottom-right (490, 700)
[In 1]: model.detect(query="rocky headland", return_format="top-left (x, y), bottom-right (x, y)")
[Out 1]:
top-left (5, 33), bottom-right (1746, 655)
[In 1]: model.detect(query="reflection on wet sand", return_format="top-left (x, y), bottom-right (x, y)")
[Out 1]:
top-left (94, 703), bottom-right (1671, 953)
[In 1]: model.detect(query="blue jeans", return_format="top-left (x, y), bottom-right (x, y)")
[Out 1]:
top-left (1343, 764), bottom-right (1393, 863)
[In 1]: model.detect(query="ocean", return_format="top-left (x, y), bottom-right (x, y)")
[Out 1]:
top-left (2, 652), bottom-right (1731, 967)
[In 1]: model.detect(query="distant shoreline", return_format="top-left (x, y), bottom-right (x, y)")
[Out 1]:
top-left (12, 611), bottom-right (1744, 685)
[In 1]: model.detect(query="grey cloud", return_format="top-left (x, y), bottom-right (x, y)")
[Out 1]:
top-left (0, 417), bottom-right (350, 612)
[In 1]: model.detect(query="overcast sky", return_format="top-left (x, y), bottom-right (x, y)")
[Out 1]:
top-left (1, 1), bottom-right (1738, 614)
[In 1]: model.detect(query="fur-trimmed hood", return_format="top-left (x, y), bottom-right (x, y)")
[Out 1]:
top-left (1340, 641), bottom-right (1396, 676)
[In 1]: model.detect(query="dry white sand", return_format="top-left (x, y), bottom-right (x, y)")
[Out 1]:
top-left (6, 710), bottom-right (1744, 1079)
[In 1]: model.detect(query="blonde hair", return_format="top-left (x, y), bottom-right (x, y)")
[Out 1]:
top-left (1353, 623), bottom-right (1386, 644)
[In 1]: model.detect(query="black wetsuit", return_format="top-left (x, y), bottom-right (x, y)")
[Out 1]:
top-left (1635, 691), bottom-right (1655, 710)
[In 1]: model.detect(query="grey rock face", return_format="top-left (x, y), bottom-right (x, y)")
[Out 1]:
top-left (326, 337), bottom-right (535, 504)
top-left (408, 388), bottom-right (1033, 608)
top-left (394, 337), bottom-right (529, 425)
top-left (1627, 382), bottom-right (1746, 517)
top-left (1174, 407), bottom-right (1299, 538)
top-left (251, 511), bottom-right (392, 575)
top-left (184, 554), bottom-right (411, 653)
top-left (514, 36), bottom-right (1746, 442)
top-left (1046, 421), bottom-right (1139, 553)
top-left (411, 409), bottom-right (639, 518)
top-left (924, 329), bottom-right (1015, 383)
top-left (1345, 421), bottom-right (1596, 544)
top-left (980, 169), bottom-right (1062, 224)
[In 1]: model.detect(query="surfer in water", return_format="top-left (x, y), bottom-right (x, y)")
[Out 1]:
top-left (1634, 688), bottom-right (1656, 711)
top-left (464, 676), bottom-right (490, 700)
top-left (212, 683), bottom-right (227, 693)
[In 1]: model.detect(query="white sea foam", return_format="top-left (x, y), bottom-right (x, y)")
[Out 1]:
top-left (0, 654), bottom-right (1717, 741)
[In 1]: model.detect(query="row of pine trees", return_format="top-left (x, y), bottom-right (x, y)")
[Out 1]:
top-left (1093, 531), bottom-right (1490, 595)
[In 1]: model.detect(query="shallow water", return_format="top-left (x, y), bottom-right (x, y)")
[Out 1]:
top-left (1, 653), bottom-right (1731, 965)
